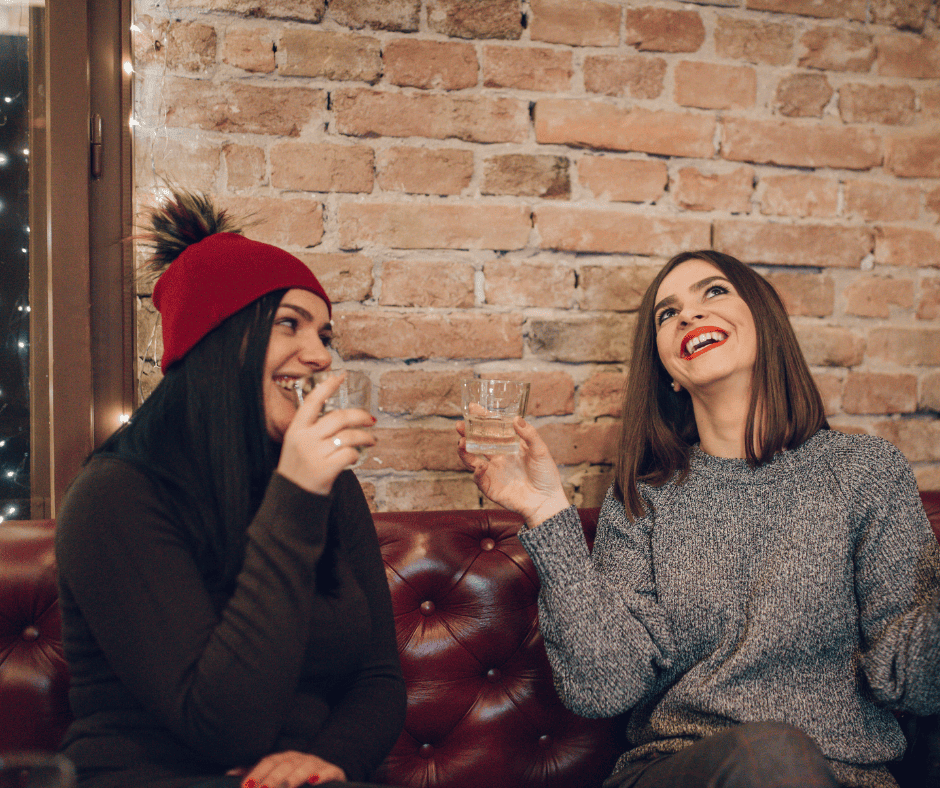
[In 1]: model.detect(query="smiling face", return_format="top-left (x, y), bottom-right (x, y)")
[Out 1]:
top-left (262, 288), bottom-right (333, 443)
top-left (653, 258), bottom-right (758, 399)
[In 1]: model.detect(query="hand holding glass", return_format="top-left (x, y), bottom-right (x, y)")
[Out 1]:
top-left (294, 371), bottom-right (372, 468)
top-left (462, 379), bottom-right (531, 455)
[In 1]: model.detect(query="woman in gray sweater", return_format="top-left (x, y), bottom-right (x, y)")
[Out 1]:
top-left (458, 250), bottom-right (939, 788)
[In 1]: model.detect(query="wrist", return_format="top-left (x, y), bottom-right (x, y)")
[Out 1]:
top-left (524, 490), bottom-right (570, 529)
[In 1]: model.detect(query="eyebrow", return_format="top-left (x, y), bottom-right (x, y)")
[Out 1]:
top-left (278, 303), bottom-right (332, 331)
top-left (653, 276), bottom-right (730, 316)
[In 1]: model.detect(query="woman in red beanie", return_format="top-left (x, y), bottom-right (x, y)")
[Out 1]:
top-left (54, 191), bottom-right (406, 788)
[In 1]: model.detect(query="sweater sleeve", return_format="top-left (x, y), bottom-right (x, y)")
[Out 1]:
top-left (56, 458), bottom-right (347, 765)
top-left (298, 470), bottom-right (407, 781)
top-left (853, 442), bottom-right (940, 716)
top-left (517, 488), bottom-right (678, 719)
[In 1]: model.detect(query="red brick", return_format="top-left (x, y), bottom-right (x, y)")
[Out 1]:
top-left (380, 260), bottom-right (474, 308)
top-left (223, 143), bottom-right (265, 191)
top-left (578, 263), bottom-right (661, 311)
top-left (870, 0), bottom-right (933, 30)
top-left (745, 0), bottom-right (866, 20)
top-left (674, 61), bottom-right (756, 110)
top-left (540, 422), bottom-right (620, 465)
top-left (375, 147), bottom-right (473, 196)
top-left (361, 427), bottom-right (463, 471)
top-left (793, 325), bottom-right (866, 367)
top-left (713, 221), bottom-right (872, 269)
top-left (536, 100), bottom-right (716, 158)
top-left (927, 186), bottom-right (940, 223)
top-left (583, 54), bottom-right (667, 100)
top-left (378, 369), bottom-right (473, 417)
top-left (775, 73), bottom-right (833, 118)
top-left (334, 89), bottom-right (529, 143)
top-left (579, 157), bottom-right (668, 203)
top-left (536, 206), bottom-right (710, 256)
top-left (886, 130), bottom-right (940, 177)
top-left (166, 22), bottom-right (217, 72)
top-left (296, 253), bottom-right (374, 303)
top-left (219, 195), bottom-right (324, 248)
top-left (844, 178), bottom-right (920, 222)
top-left (673, 166), bottom-right (753, 213)
top-left (168, 0), bottom-right (325, 21)
top-left (270, 142), bottom-right (374, 193)
top-left (136, 137), bottom-right (221, 192)
top-left (328, 0), bottom-right (420, 32)
top-left (578, 370), bottom-right (627, 419)
top-left (919, 278), bottom-right (940, 320)
top-left (578, 470), bottom-right (615, 508)
top-left (133, 16), bottom-right (168, 69)
top-left (333, 310), bottom-right (523, 360)
top-left (867, 327), bottom-right (940, 365)
top-left (839, 83), bottom-right (916, 125)
top-left (715, 16), bottom-right (794, 66)
top-left (843, 275), bottom-right (914, 318)
top-left (759, 173), bottom-right (838, 218)
top-left (921, 86), bottom-right (940, 118)
top-left (385, 478), bottom-right (481, 511)
top-left (427, 0), bottom-right (524, 40)
top-left (812, 370), bottom-right (843, 416)
top-left (477, 371), bottom-right (576, 416)
top-left (875, 227), bottom-right (940, 268)
top-left (920, 369), bottom-right (940, 410)
top-left (483, 259), bottom-right (575, 308)
top-left (915, 466), bottom-right (940, 491)
top-left (799, 26), bottom-right (875, 72)
top-left (383, 39), bottom-right (478, 90)
top-left (338, 203), bottom-right (531, 250)
top-left (482, 45), bottom-right (573, 92)
top-left (876, 33), bottom-right (940, 78)
top-left (843, 371), bottom-right (918, 414)
top-left (764, 271), bottom-right (835, 317)
top-left (223, 27), bottom-right (274, 73)
top-left (625, 7), bottom-right (705, 53)
top-left (874, 419), bottom-right (940, 462)
top-left (528, 314), bottom-right (637, 363)
top-left (280, 30), bottom-right (382, 82)
top-left (482, 154), bottom-right (570, 199)
top-left (529, 0), bottom-right (621, 47)
top-left (721, 117), bottom-right (881, 170)
top-left (163, 78), bottom-right (326, 136)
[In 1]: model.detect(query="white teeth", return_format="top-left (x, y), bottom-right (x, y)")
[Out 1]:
top-left (685, 331), bottom-right (727, 356)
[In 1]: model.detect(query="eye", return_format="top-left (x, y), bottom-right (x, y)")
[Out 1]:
top-left (655, 307), bottom-right (677, 327)
top-left (319, 331), bottom-right (333, 348)
top-left (274, 316), bottom-right (298, 331)
top-left (705, 283), bottom-right (729, 299)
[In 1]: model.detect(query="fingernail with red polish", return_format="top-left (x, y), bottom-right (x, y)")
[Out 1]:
top-left (306, 777), bottom-right (320, 785)
top-left (243, 780), bottom-right (256, 788)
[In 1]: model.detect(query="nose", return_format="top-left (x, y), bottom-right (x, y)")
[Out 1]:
top-left (300, 336), bottom-right (333, 371)
top-left (678, 306), bottom-right (705, 326)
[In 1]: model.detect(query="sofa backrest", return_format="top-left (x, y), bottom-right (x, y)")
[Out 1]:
top-left (2, 492), bottom-right (939, 788)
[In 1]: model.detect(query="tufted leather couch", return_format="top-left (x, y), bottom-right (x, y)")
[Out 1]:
top-left (2, 495), bottom-right (939, 788)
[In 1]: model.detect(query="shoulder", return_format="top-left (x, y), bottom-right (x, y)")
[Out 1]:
top-left (805, 429), bottom-right (912, 481)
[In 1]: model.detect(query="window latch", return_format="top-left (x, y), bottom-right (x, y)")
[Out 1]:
top-left (90, 113), bottom-right (103, 179)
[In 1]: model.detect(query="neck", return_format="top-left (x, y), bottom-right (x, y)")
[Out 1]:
top-left (687, 379), bottom-right (755, 459)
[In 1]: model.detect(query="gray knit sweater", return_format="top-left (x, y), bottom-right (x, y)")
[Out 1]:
top-left (518, 429), bottom-right (940, 788)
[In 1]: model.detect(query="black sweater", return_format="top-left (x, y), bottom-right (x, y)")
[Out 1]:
top-left (55, 456), bottom-right (406, 787)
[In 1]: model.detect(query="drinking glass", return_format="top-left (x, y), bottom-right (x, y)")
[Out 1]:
top-left (461, 379), bottom-right (530, 454)
top-left (293, 370), bottom-right (372, 467)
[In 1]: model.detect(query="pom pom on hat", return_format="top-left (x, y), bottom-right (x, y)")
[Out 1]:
top-left (152, 232), bottom-right (331, 372)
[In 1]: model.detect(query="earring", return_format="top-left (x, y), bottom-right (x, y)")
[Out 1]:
top-left (671, 381), bottom-right (680, 392)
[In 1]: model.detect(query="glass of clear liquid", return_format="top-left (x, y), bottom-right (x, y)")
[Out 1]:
top-left (461, 378), bottom-right (531, 455)
top-left (293, 371), bottom-right (372, 467)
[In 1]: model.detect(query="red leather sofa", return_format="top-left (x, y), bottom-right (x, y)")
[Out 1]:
top-left (2, 495), bottom-right (939, 788)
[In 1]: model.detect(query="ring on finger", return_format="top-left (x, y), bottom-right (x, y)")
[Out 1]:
top-left (333, 437), bottom-right (343, 448)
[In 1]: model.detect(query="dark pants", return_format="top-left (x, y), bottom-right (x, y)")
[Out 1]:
top-left (603, 722), bottom-right (840, 788)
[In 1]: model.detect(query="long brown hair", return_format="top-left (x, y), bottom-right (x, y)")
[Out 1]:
top-left (614, 250), bottom-right (828, 519)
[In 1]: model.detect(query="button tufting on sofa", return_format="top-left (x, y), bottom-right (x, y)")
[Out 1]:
top-left (2, 500), bottom-right (939, 788)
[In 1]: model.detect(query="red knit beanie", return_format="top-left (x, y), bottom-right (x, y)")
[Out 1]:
top-left (152, 233), bottom-right (331, 372)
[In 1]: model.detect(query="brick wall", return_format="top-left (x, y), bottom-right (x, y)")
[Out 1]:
top-left (132, 0), bottom-right (940, 511)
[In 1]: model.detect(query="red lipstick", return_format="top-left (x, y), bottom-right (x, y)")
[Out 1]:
top-left (681, 326), bottom-right (729, 360)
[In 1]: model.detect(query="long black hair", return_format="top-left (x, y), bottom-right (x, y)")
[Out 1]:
top-left (94, 191), bottom-right (282, 589)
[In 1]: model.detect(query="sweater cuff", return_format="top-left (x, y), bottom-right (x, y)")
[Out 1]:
top-left (517, 504), bottom-right (592, 588)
